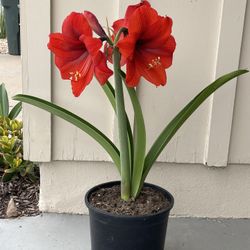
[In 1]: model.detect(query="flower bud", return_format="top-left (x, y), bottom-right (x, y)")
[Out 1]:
top-left (83, 11), bottom-right (107, 38)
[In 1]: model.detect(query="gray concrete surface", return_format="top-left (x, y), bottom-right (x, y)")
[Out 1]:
top-left (0, 213), bottom-right (249, 250)
top-left (0, 54), bottom-right (22, 109)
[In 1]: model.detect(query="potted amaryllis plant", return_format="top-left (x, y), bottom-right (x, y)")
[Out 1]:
top-left (14, 1), bottom-right (248, 250)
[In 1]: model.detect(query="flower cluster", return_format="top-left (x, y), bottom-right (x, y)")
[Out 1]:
top-left (48, 0), bottom-right (176, 96)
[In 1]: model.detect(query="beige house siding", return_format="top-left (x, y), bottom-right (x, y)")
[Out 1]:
top-left (21, 0), bottom-right (250, 217)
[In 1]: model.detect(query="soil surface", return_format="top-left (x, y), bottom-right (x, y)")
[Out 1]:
top-left (0, 173), bottom-right (40, 218)
top-left (89, 185), bottom-right (170, 216)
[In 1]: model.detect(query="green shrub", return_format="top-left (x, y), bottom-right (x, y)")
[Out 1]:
top-left (0, 83), bottom-right (38, 182)
top-left (0, 83), bottom-right (22, 119)
top-left (0, 6), bottom-right (6, 39)
top-left (0, 117), bottom-right (38, 182)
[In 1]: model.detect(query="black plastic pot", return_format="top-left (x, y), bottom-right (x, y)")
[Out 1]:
top-left (1, 0), bottom-right (20, 55)
top-left (85, 181), bottom-right (174, 250)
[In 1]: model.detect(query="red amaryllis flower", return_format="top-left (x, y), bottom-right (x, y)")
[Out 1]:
top-left (48, 12), bottom-right (112, 97)
top-left (117, 4), bottom-right (176, 87)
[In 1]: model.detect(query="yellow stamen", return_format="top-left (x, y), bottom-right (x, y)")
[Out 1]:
top-left (69, 71), bottom-right (82, 81)
top-left (147, 56), bottom-right (161, 70)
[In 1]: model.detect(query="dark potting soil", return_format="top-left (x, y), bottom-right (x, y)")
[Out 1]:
top-left (89, 185), bottom-right (170, 216)
top-left (0, 173), bottom-right (40, 218)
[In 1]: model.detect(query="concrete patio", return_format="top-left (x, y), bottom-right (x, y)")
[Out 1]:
top-left (0, 213), bottom-right (249, 250)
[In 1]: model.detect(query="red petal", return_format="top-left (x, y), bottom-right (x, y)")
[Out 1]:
top-left (48, 33), bottom-right (83, 60)
top-left (62, 12), bottom-right (92, 39)
top-left (125, 1), bottom-right (151, 20)
top-left (138, 35), bottom-right (176, 69)
top-left (126, 60), bottom-right (141, 87)
top-left (112, 1), bottom-right (151, 33)
top-left (54, 57), bottom-right (66, 69)
top-left (71, 66), bottom-right (94, 97)
top-left (117, 35), bottom-right (136, 61)
top-left (94, 52), bottom-right (113, 84)
top-left (127, 5), bottom-right (159, 35)
top-left (113, 19), bottom-right (126, 32)
top-left (139, 16), bottom-right (173, 44)
top-left (56, 53), bottom-right (84, 79)
top-left (70, 56), bottom-right (95, 97)
top-left (80, 36), bottom-right (102, 57)
top-left (160, 36), bottom-right (176, 68)
top-left (135, 51), bottom-right (166, 86)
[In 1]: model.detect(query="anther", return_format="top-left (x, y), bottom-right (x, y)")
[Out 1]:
top-left (147, 57), bottom-right (161, 70)
top-left (69, 71), bottom-right (82, 81)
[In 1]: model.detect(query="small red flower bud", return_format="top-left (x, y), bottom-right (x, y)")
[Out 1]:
top-left (84, 11), bottom-right (107, 38)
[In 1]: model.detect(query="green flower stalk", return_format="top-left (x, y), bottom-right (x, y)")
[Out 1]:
top-left (113, 47), bottom-right (131, 200)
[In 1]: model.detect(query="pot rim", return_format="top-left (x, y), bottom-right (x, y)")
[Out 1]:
top-left (85, 180), bottom-right (174, 219)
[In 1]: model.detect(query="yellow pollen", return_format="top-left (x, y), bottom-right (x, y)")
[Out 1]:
top-left (69, 71), bottom-right (82, 81)
top-left (147, 57), bottom-right (161, 70)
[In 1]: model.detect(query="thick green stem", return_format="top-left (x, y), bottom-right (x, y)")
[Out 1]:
top-left (102, 82), bottom-right (134, 174)
top-left (113, 47), bottom-right (131, 200)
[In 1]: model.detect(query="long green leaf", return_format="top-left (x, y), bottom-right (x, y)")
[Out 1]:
top-left (102, 81), bottom-right (134, 175)
top-left (102, 82), bottom-right (116, 110)
top-left (8, 102), bottom-right (22, 120)
top-left (142, 69), bottom-right (248, 183)
top-left (126, 86), bottom-right (146, 198)
top-left (119, 70), bottom-right (146, 197)
top-left (13, 94), bottom-right (121, 171)
top-left (0, 83), bottom-right (9, 117)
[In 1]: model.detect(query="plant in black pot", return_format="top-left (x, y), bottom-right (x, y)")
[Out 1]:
top-left (14, 1), bottom-right (248, 250)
